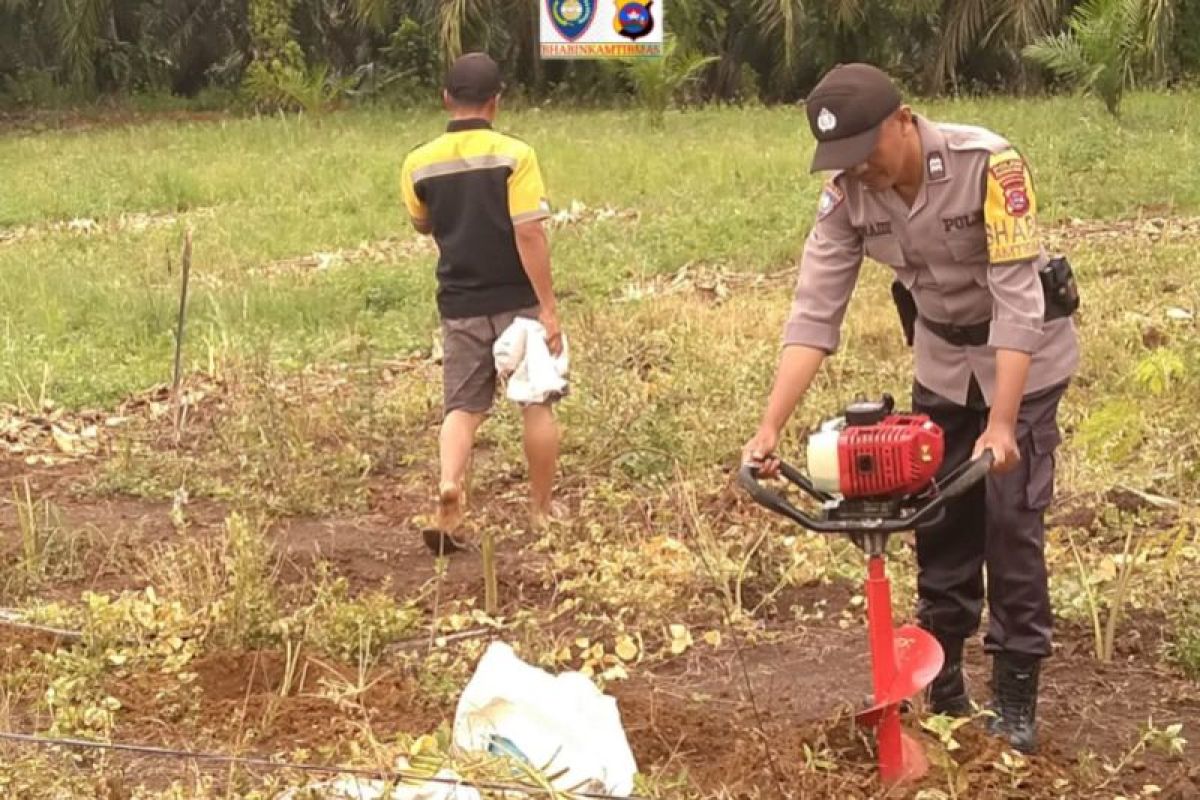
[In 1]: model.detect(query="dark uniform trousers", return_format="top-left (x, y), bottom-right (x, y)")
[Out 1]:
top-left (913, 377), bottom-right (1067, 658)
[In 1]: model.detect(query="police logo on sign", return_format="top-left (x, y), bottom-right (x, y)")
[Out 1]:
top-left (614, 1), bottom-right (655, 41)
top-left (548, 0), bottom-right (595, 42)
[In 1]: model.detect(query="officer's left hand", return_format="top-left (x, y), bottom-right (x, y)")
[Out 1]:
top-left (974, 425), bottom-right (1020, 474)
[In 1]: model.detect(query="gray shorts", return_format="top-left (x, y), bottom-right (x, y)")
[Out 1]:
top-left (441, 305), bottom-right (540, 415)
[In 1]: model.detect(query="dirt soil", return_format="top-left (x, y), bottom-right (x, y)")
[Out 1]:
top-left (2, 456), bottom-right (1199, 798)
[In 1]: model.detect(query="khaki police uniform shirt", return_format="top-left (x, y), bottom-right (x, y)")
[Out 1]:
top-left (783, 115), bottom-right (1080, 406)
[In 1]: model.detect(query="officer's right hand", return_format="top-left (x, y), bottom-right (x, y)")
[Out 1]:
top-left (742, 425), bottom-right (782, 479)
top-left (974, 424), bottom-right (1020, 474)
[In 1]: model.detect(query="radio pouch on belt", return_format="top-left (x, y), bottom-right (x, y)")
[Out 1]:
top-left (1039, 255), bottom-right (1080, 320)
top-left (894, 256), bottom-right (1079, 349)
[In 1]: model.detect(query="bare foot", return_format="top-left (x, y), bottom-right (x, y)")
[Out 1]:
top-left (421, 482), bottom-right (470, 555)
top-left (530, 499), bottom-right (567, 532)
top-left (438, 481), bottom-right (465, 532)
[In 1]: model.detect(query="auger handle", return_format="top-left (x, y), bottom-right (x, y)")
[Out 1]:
top-left (737, 462), bottom-right (826, 529)
top-left (737, 450), bottom-right (994, 534)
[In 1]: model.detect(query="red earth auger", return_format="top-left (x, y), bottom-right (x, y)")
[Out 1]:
top-left (739, 395), bottom-right (992, 785)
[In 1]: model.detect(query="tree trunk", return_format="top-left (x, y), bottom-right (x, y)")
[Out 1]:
top-left (530, 0), bottom-right (543, 94)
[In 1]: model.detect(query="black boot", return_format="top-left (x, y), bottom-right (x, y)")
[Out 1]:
top-left (927, 637), bottom-right (971, 716)
top-left (988, 652), bottom-right (1041, 754)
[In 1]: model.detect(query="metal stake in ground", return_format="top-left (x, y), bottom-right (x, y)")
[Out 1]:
top-left (482, 526), bottom-right (499, 615)
top-left (171, 228), bottom-right (193, 443)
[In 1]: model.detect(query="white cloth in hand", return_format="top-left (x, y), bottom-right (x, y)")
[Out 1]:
top-left (493, 318), bottom-right (570, 405)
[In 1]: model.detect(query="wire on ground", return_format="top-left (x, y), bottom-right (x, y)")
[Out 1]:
top-left (0, 731), bottom-right (647, 800)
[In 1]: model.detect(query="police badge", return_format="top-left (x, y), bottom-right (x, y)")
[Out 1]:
top-left (614, 1), bottom-right (655, 41)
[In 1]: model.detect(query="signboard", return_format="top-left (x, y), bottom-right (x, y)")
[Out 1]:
top-left (540, 0), bottom-right (664, 59)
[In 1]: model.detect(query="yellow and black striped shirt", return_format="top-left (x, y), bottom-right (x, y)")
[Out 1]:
top-left (401, 118), bottom-right (551, 319)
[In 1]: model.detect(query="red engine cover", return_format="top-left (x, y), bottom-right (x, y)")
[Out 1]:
top-left (837, 415), bottom-right (945, 498)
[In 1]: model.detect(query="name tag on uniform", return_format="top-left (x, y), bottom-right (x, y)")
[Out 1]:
top-left (943, 210), bottom-right (984, 233)
top-left (857, 220), bottom-right (892, 237)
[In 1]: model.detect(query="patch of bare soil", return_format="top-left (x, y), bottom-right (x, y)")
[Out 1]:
top-left (0, 436), bottom-right (551, 618)
top-left (272, 508), bottom-right (551, 610)
top-left (612, 616), bottom-right (1200, 798)
top-left (0, 462), bottom-right (229, 602)
top-left (1, 350), bottom-right (1197, 796)
top-left (0, 624), bottom-right (73, 670)
top-left (111, 648), bottom-right (450, 754)
top-left (2, 557), bottom-right (1197, 798)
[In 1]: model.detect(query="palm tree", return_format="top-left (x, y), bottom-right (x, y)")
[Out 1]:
top-left (623, 33), bottom-right (718, 126)
top-left (349, 0), bottom-right (503, 65)
top-left (1024, 0), bottom-right (1179, 116)
top-left (1139, 0), bottom-right (1178, 81)
top-left (749, 0), bottom-right (805, 79)
top-left (51, 0), bottom-right (116, 85)
top-left (935, 0), bottom-right (1064, 91)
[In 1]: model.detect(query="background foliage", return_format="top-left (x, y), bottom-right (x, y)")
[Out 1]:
top-left (2, 0), bottom-right (1198, 111)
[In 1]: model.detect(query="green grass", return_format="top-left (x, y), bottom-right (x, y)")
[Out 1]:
top-left (2, 92), bottom-right (1200, 407)
top-left (3, 92), bottom-right (1200, 798)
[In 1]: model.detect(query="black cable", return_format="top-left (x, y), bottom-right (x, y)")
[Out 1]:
top-left (0, 731), bottom-right (646, 800)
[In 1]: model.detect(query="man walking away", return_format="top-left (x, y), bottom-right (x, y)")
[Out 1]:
top-left (401, 53), bottom-right (563, 554)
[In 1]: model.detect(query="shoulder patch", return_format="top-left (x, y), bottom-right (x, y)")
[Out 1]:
top-left (984, 149), bottom-right (1039, 264)
top-left (816, 181), bottom-right (845, 220)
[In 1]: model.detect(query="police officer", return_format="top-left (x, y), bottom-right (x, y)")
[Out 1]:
top-left (742, 64), bottom-right (1079, 753)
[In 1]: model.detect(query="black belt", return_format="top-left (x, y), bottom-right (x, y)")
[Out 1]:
top-left (919, 304), bottom-right (1070, 348)
top-left (918, 317), bottom-right (990, 347)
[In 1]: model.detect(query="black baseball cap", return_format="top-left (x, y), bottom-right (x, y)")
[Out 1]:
top-left (805, 63), bottom-right (902, 173)
top-left (445, 52), bottom-right (503, 104)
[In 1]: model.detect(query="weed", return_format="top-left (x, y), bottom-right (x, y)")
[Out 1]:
top-left (1075, 399), bottom-right (1146, 464)
top-left (1145, 721), bottom-right (1189, 757)
top-left (921, 712), bottom-right (977, 753)
top-left (299, 567), bottom-right (421, 664)
top-left (3, 480), bottom-right (85, 599)
top-left (1132, 349), bottom-right (1188, 396)
top-left (1096, 719), bottom-right (1189, 790)
top-left (1065, 516), bottom-right (1147, 663)
top-left (1, 96), bottom-right (1200, 797)
top-left (991, 750), bottom-right (1031, 790)
top-left (133, 534), bottom-right (227, 616)
top-left (218, 512), bottom-right (281, 648)
top-left (1167, 604), bottom-right (1200, 680)
top-left (37, 644), bottom-right (123, 737)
